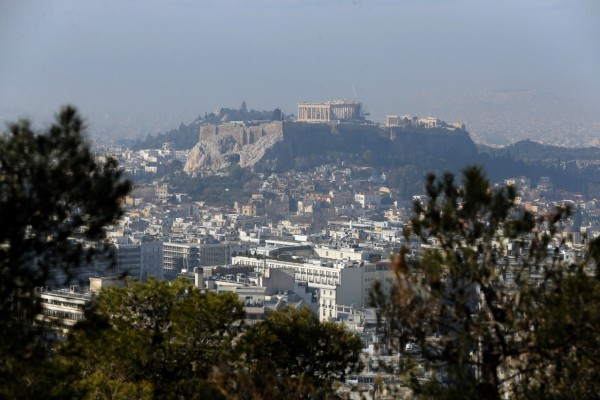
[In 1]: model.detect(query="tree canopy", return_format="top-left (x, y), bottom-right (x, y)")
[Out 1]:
top-left (61, 278), bottom-right (362, 400)
top-left (0, 107), bottom-right (361, 399)
top-left (372, 165), bottom-right (600, 399)
top-left (0, 106), bottom-right (130, 397)
top-left (218, 306), bottom-right (363, 399)
top-left (64, 278), bottom-right (244, 399)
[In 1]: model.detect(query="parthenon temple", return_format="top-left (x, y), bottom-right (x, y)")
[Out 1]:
top-left (297, 100), bottom-right (362, 122)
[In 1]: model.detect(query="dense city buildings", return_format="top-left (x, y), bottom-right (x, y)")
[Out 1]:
top-left (36, 103), bottom-right (600, 396)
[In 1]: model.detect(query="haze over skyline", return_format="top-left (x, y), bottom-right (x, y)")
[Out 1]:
top-left (1, 0), bottom-right (599, 144)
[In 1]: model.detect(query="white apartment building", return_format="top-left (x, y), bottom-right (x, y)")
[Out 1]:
top-left (232, 256), bottom-right (394, 322)
top-left (35, 287), bottom-right (91, 334)
top-left (36, 277), bottom-right (125, 337)
top-left (355, 192), bottom-right (381, 208)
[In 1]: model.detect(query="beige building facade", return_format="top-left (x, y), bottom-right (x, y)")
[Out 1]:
top-left (297, 100), bottom-right (362, 123)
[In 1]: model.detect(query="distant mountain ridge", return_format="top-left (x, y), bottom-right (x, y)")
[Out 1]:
top-left (479, 139), bottom-right (600, 164)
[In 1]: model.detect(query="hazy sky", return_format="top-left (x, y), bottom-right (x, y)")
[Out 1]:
top-left (1, 0), bottom-right (599, 137)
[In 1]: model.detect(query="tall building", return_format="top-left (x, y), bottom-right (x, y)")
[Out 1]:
top-left (49, 241), bottom-right (164, 285)
top-left (95, 241), bottom-right (164, 282)
top-left (141, 241), bottom-right (164, 281)
top-left (113, 243), bottom-right (143, 280)
top-left (163, 242), bottom-right (231, 280)
top-left (297, 100), bottom-right (362, 123)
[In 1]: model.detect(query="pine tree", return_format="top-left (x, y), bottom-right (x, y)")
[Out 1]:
top-left (0, 106), bottom-right (130, 398)
top-left (372, 166), bottom-right (600, 399)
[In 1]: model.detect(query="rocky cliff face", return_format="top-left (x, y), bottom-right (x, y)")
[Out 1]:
top-left (184, 122), bottom-right (286, 175)
top-left (184, 121), bottom-right (479, 175)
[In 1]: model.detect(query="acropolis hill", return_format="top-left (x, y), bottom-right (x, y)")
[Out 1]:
top-left (183, 101), bottom-right (476, 175)
top-left (198, 120), bottom-right (284, 148)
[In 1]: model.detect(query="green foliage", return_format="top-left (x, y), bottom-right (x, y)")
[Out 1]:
top-left (209, 106), bottom-right (279, 124)
top-left (167, 168), bottom-right (260, 205)
top-left (272, 107), bottom-right (283, 121)
top-left (485, 139), bottom-right (600, 164)
top-left (0, 356), bottom-right (85, 400)
top-left (372, 166), bottom-right (600, 399)
top-left (0, 107), bottom-right (363, 399)
top-left (386, 165), bottom-right (427, 200)
top-left (64, 281), bottom-right (362, 399)
top-left (64, 278), bottom-right (244, 399)
top-left (480, 140), bottom-right (600, 194)
top-left (516, 263), bottom-right (600, 399)
top-left (133, 121), bottom-right (200, 150)
top-left (217, 306), bottom-right (363, 399)
top-left (217, 163), bottom-right (243, 179)
top-left (0, 106), bottom-right (130, 398)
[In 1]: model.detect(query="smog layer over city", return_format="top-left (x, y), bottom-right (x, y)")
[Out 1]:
top-left (1, 1), bottom-right (600, 399)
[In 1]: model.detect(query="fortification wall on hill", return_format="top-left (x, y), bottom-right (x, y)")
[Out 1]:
top-left (199, 121), bottom-right (283, 146)
top-left (187, 119), bottom-right (478, 175)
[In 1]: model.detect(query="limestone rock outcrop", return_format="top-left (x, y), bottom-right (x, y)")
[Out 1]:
top-left (184, 120), bottom-right (479, 175)
top-left (184, 121), bottom-right (286, 174)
